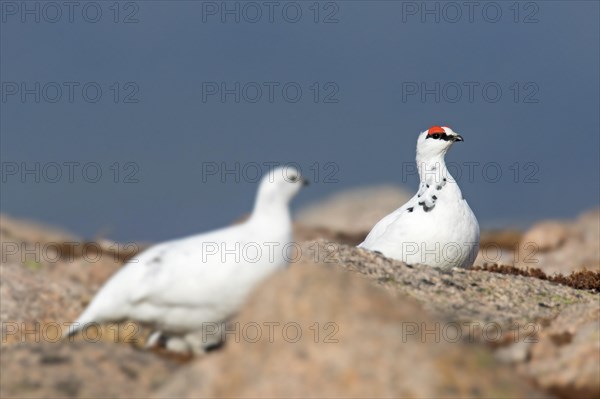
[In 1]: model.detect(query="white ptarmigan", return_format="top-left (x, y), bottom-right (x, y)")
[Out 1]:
top-left (65, 166), bottom-right (308, 354)
top-left (359, 126), bottom-right (480, 269)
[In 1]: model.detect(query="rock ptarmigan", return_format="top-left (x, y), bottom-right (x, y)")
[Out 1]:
top-left (359, 126), bottom-right (480, 269)
top-left (65, 166), bottom-right (308, 354)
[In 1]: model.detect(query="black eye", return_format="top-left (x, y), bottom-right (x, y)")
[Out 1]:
top-left (432, 133), bottom-right (440, 139)
top-left (289, 175), bottom-right (298, 182)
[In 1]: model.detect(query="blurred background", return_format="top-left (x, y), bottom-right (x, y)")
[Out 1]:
top-left (1, 1), bottom-right (599, 242)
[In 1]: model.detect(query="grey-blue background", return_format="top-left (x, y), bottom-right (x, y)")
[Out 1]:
top-left (1, 1), bottom-right (599, 242)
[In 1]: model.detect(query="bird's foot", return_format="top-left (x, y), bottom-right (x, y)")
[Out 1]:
top-left (145, 331), bottom-right (163, 349)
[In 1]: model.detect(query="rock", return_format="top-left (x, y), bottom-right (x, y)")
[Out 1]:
top-left (1, 261), bottom-right (87, 344)
top-left (480, 229), bottom-right (523, 250)
top-left (521, 221), bottom-right (570, 252)
top-left (156, 263), bottom-right (543, 398)
top-left (293, 223), bottom-right (366, 246)
top-left (517, 209), bottom-right (600, 274)
top-left (316, 242), bottom-right (597, 331)
top-left (296, 185), bottom-right (411, 238)
top-left (524, 302), bottom-right (600, 398)
top-left (0, 215), bottom-right (130, 346)
top-left (0, 341), bottom-right (180, 398)
top-left (473, 247), bottom-right (518, 268)
top-left (495, 340), bottom-right (533, 364)
top-left (473, 230), bottom-right (522, 267)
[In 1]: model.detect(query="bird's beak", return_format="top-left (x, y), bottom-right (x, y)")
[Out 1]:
top-left (302, 178), bottom-right (310, 187)
top-left (453, 135), bottom-right (464, 142)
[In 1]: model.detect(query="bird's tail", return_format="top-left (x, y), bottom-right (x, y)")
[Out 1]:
top-left (63, 324), bottom-right (80, 339)
top-left (62, 319), bottom-right (85, 340)
top-left (62, 309), bottom-right (98, 340)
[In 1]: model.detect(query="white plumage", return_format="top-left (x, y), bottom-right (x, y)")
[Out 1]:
top-left (66, 166), bottom-right (307, 354)
top-left (359, 126), bottom-right (480, 269)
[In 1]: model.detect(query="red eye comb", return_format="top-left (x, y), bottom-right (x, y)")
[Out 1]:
top-left (428, 126), bottom-right (445, 135)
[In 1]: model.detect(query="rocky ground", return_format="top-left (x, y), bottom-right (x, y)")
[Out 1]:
top-left (1, 188), bottom-right (599, 398)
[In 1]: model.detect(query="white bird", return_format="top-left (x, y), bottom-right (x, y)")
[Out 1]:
top-left (359, 126), bottom-right (480, 269)
top-left (66, 166), bottom-right (308, 354)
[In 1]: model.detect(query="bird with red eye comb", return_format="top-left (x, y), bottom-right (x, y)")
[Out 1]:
top-left (359, 125), bottom-right (479, 269)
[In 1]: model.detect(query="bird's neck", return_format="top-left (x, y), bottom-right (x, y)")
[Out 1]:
top-left (416, 154), bottom-right (450, 184)
top-left (250, 199), bottom-right (292, 232)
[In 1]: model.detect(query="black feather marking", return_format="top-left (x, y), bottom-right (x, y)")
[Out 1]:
top-left (407, 207), bottom-right (414, 213)
top-left (146, 253), bottom-right (164, 268)
top-left (418, 201), bottom-right (434, 212)
top-left (158, 334), bottom-right (169, 348)
top-left (205, 340), bottom-right (225, 352)
top-left (425, 133), bottom-right (454, 141)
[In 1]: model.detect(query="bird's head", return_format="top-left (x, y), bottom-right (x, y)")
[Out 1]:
top-left (255, 166), bottom-right (308, 206)
top-left (416, 125), bottom-right (464, 159)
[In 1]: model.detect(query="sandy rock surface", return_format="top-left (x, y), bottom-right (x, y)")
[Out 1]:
top-left (322, 242), bottom-right (597, 330)
top-left (0, 341), bottom-right (180, 398)
top-left (1, 214), bottom-right (140, 327)
top-left (524, 302), bottom-right (600, 398)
